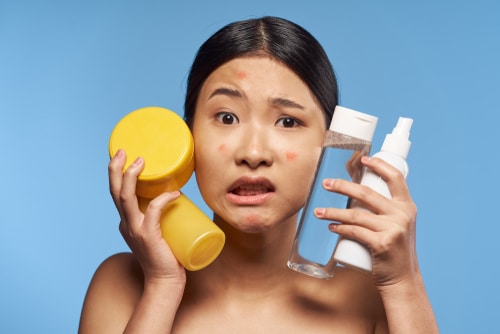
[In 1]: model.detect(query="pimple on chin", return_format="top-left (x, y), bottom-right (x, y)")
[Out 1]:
top-left (286, 151), bottom-right (298, 161)
top-left (245, 214), bottom-right (257, 223)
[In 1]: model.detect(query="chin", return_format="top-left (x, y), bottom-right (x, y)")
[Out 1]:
top-left (238, 223), bottom-right (276, 234)
top-left (214, 212), bottom-right (279, 234)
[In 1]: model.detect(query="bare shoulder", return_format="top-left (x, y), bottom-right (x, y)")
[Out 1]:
top-left (331, 267), bottom-right (385, 308)
top-left (331, 267), bottom-right (388, 332)
top-left (79, 253), bottom-right (144, 333)
top-left (292, 266), bottom-right (388, 333)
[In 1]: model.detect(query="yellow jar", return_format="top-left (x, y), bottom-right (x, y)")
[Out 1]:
top-left (109, 106), bottom-right (194, 198)
top-left (109, 106), bottom-right (225, 271)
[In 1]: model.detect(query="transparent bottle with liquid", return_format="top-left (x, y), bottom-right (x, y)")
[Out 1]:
top-left (287, 106), bottom-right (378, 279)
top-left (333, 117), bottom-right (413, 272)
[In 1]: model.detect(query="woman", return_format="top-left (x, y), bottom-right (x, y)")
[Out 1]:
top-left (79, 16), bottom-right (438, 333)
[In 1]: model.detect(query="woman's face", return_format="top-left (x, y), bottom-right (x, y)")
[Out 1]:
top-left (192, 56), bottom-right (326, 233)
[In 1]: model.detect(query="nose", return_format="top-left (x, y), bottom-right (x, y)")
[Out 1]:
top-left (235, 125), bottom-right (273, 169)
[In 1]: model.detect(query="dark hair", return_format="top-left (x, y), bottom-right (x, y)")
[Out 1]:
top-left (184, 16), bottom-right (338, 128)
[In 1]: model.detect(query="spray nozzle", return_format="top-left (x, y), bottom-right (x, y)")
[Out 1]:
top-left (392, 117), bottom-right (413, 137)
top-left (381, 117), bottom-right (413, 159)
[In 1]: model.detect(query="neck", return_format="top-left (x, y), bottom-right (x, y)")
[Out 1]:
top-left (185, 213), bottom-right (299, 297)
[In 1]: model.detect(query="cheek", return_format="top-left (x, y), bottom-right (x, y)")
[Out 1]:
top-left (194, 141), bottom-right (230, 180)
top-left (292, 147), bottom-right (323, 187)
top-left (285, 151), bottom-right (298, 162)
top-left (196, 140), bottom-right (228, 158)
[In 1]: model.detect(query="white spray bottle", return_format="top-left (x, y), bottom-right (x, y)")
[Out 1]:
top-left (333, 117), bottom-right (413, 272)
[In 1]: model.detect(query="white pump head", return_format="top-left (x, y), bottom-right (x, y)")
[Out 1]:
top-left (381, 117), bottom-right (413, 159)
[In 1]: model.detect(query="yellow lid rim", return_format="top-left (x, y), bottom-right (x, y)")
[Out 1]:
top-left (108, 106), bottom-right (195, 182)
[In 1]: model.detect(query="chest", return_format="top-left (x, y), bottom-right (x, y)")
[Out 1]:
top-left (171, 298), bottom-right (376, 334)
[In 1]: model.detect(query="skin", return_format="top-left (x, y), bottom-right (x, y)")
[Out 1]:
top-left (79, 56), bottom-right (438, 333)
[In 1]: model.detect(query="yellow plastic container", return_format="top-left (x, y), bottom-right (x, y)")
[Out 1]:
top-left (109, 106), bottom-right (225, 271)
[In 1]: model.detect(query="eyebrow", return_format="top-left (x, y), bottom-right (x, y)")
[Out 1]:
top-left (209, 87), bottom-right (243, 99)
top-left (270, 97), bottom-right (305, 110)
top-left (208, 87), bottom-right (305, 110)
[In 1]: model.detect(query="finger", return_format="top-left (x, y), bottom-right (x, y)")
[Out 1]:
top-left (119, 156), bottom-right (144, 224)
top-left (109, 149), bottom-right (126, 213)
top-left (345, 150), bottom-right (364, 179)
top-left (323, 178), bottom-right (394, 214)
top-left (361, 156), bottom-right (412, 201)
top-left (332, 220), bottom-right (409, 256)
top-left (315, 207), bottom-right (388, 232)
top-left (142, 191), bottom-right (181, 234)
top-left (328, 223), bottom-right (377, 249)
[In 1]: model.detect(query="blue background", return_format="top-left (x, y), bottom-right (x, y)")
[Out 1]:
top-left (1, 1), bottom-right (498, 332)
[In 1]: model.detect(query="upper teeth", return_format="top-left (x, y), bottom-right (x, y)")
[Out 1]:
top-left (233, 184), bottom-right (269, 195)
top-left (237, 184), bottom-right (267, 191)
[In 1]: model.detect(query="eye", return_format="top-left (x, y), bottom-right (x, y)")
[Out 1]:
top-left (215, 112), bottom-right (239, 125)
top-left (276, 117), bottom-right (301, 128)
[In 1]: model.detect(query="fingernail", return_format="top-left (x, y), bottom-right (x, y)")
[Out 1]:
top-left (114, 149), bottom-right (124, 159)
top-left (132, 157), bottom-right (143, 166)
top-left (323, 179), bottom-right (335, 187)
top-left (315, 208), bottom-right (325, 217)
top-left (361, 156), bottom-right (371, 163)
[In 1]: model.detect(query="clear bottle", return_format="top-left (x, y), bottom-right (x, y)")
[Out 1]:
top-left (287, 106), bottom-right (378, 279)
top-left (333, 117), bottom-right (413, 272)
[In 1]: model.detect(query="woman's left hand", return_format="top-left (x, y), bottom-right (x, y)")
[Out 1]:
top-left (315, 156), bottom-right (419, 288)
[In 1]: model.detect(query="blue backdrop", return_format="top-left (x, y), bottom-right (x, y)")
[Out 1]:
top-left (1, 1), bottom-right (498, 332)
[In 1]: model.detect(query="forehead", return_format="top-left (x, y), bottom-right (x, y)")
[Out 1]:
top-left (199, 56), bottom-right (317, 103)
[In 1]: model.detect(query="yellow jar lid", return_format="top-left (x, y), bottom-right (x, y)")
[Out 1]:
top-left (109, 106), bottom-right (194, 197)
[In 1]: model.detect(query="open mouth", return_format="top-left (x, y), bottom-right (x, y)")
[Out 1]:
top-left (231, 183), bottom-right (273, 196)
top-left (227, 177), bottom-right (275, 204)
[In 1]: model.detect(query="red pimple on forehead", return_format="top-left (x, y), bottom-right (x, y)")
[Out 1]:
top-left (237, 71), bottom-right (247, 79)
top-left (286, 151), bottom-right (298, 161)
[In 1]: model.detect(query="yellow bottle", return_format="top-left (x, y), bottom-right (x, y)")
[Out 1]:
top-left (109, 106), bottom-right (225, 271)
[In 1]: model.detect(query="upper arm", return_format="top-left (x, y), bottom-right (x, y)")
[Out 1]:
top-left (78, 253), bottom-right (144, 334)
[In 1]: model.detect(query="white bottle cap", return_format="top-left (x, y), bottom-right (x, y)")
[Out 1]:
top-left (381, 117), bottom-right (413, 159)
top-left (329, 106), bottom-right (378, 142)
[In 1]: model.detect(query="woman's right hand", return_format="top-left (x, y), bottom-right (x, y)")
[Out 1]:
top-left (108, 149), bottom-right (186, 286)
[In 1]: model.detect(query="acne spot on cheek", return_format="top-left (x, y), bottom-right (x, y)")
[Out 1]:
top-left (218, 144), bottom-right (226, 153)
top-left (237, 71), bottom-right (247, 79)
top-left (286, 151), bottom-right (298, 161)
